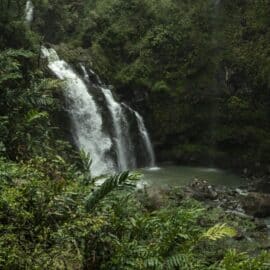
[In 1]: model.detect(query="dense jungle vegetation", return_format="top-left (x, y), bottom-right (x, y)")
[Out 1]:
top-left (1, 0), bottom-right (270, 269)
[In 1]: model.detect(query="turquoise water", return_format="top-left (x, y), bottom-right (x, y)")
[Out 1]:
top-left (140, 165), bottom-right (245, 188)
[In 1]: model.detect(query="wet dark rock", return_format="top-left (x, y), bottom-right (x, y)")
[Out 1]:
top-left (241, 192), bottom-right (270, 218)
top-left (248, 178), bottom-right (270, 194)
top-left (136, 179), bottom-right (270, 251)
top-left (137, 186), bottom-right (171, 211)
top-left (254, 220), bottom-right (268, 231)
top-left (182, 179), bottom-right (270, 219)
top-left (139, 178), bottom-right (270, 221)
top-left (234, 231), bottom-right (245, 241)
top-left (183, 179), bottom-right (218, 200)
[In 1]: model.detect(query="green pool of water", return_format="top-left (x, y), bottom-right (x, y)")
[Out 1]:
top-left (139, 165), bottom-right (245, 188)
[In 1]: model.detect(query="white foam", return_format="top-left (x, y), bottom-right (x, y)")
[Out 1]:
top-left (147, 167), bottom-right (161, 171)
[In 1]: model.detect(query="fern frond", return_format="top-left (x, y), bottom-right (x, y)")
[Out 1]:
top-left (79, 150), bottom-right (92, 171)
top-left (3, 49), bottom-right (34, 58)
top-left (25, 110), bottom-right (48, 123)
top-left (202, 223), bottom-right (236, 241)
top-left (28, 95), bottom-right (55, 107)
top-left (166, 254), bottom-right (195, 270)
top-left (85, 171), bottom-right (130, 212)
top-left (144, 257), bottom-right (163, 269)
top-left (79, 150), bottom-right (93, 185)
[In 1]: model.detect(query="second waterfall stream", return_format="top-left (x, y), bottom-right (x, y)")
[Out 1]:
top-left (42, 47), bottom-right (156, 176)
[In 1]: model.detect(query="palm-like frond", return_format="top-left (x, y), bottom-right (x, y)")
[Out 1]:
top-left (85, 171), bottom-right (131, 212)
top-left (25, 110), bottom-right (48, 123)
top-left (202, 223), bottom-right (237, 241)
top-left (79, 150), bottom-right (92, 172)
top-left (144, 257), bottom-right (162, 269)
top-left (165, 254), bottom-right (194, 270)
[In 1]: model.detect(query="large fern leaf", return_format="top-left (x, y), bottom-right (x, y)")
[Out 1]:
top-left (144, 257), bottom-right (163, 269)
top-left (202, 223), bottom-right (237, 241)
top-left (25, 110), bottom-right (48, 123)
top-left (85, 171), bottom-right (130, 212)
top-left (165, 254), bottom-right (192, 270)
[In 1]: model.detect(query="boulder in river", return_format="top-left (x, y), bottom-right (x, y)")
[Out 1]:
top-left (248, 178), bottom-right (270, 194)
top-left (183, 179), bottom-right (218, 200)
top-left (241, 192), bottom-right (270, 218)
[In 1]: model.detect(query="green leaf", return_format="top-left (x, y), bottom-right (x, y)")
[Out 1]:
top-left (202, 223), bottom-right (237, 241)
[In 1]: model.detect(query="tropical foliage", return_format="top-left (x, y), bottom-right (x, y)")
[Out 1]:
top-left (1, 155), bottom-right (269, 269)
top-left (1, 0), bottom-right (270, 269)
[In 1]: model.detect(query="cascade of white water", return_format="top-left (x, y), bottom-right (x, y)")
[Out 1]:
top-left (25, 0), bottom-right (34, 24)
top-left (80, 64), bottom-right (90, 81)
top-left (89, 68), bottom-right (102, 85)
top-left (101, 87), bottom-right (136, 170)
top-left (122, 103), bottom-right (156, 167)
top-left (42, 47), bottom-right (114, 176)
top-left (80, 64), bottom-right (102, 85)
top-left (134, 111), bottom-right (156, 167)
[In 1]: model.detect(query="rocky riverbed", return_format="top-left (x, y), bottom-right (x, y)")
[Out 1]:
top-left (137, 178), bottom-right (270, 251)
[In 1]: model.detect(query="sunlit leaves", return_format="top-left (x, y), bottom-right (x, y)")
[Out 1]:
top-left (202, 223), bottom-right (237, 241)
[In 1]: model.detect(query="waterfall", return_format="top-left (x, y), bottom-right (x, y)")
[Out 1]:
top-left (42, 47), bottom-right (156, 174)
top-left (122, 103), bottom-right (156, 167)
top-left (25, 0), bottom-right (34, 24)
top-left (80, 64), bottom-right (90, 81)
top-left (81, 65), bottom-right (154, 170)
top-left (80, 64), bottom-right (102, 86)
top-left (42, 47), bottom-right (114, 176)
top-left (133, 111), bottom-right (156, 167)
top-left (101, 87), bottom-right (136, 170)
top-left (81, 64), bottom-right (136, 170)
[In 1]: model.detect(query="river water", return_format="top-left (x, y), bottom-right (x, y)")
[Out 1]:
top-left (140, 165), bottom-right (245, 188)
